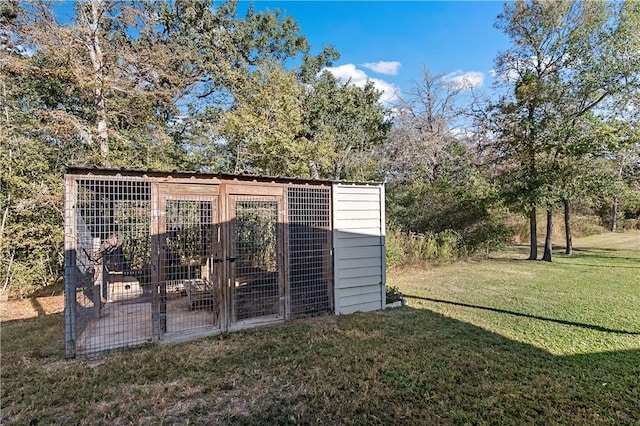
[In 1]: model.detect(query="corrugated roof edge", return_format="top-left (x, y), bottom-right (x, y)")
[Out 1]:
top-left (65, 166), bottom-right (383, 186)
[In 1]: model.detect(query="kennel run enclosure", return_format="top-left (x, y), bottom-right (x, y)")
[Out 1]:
top-left (64, 168), bottom-right (386, 357)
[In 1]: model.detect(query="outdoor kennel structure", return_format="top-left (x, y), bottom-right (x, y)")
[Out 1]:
top-left (64, 168), bottom-right (386, 357)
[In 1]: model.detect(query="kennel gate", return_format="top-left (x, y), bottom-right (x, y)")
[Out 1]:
top-left (64, 170), bottom-right (336, 357)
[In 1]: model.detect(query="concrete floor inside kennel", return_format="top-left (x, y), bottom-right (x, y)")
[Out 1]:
top-left (76, 297), bottom-right (219, 355)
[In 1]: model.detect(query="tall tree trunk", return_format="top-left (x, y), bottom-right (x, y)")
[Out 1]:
top-left (611, 198), bottom-right (618, 232)
top-left (542, 208), bottom-right (553, 262)
top-left (84, 0), bottom-right (109, 164)
top-left (528, 207), bottom-right (537, 260)
top-left (563, 198), bottom-right (572, 255)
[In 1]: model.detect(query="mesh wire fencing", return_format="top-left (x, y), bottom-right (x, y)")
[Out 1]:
top-left (161, 195), bottom-right (220, 334)
top-left (71, 177), bottom-right (153, 356)
top-left (231, 196), bottom-right (281, 322)
top-left (66, 175), bottom-right (334, 357)
top-left (287, 186), bottom-right (333, 318)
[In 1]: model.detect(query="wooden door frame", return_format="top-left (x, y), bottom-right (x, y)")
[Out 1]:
top-left (154, 183), bottom-right (221, 337)
top-left (222, 183), bottom-right (287, 329)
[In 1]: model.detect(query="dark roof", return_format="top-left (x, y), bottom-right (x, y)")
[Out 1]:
top-left (66, 166), bottom-right (383, 186)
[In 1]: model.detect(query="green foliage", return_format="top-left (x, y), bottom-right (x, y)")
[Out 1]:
top-left (301, 72), bottom-right (391, 180)
top-left (385, 225), bottom-right (467, 268)
top-left (1, 0), bottom-right (391, 297)
top-left (490, 0), bottom-right (640, 259)
top-left (221, 63), bottom-right (307, 176)
top-left (387, 143), bottom-right (513, 257)
top-left (385, 285), bottom-right (403, 304)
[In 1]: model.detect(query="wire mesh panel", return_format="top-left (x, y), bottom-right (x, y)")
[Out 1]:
top-left (64, 170), bottom-right (347, 357)
top-left (287, 186), bottom-right (333, 318)
top-left (71, 177), bottom-right (153, 356)
top-left (231, 196), bottom-right (282, 322)
top-left (160, 195), bottom-right (220, 335)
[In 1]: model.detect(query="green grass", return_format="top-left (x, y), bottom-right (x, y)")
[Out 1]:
top-left (1, 233), bottom-right (639, 425)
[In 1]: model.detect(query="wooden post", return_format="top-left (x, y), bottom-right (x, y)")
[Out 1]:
top-left (150, 182), bottom-right (161, 342)
top-left (93, 237), bottom-right (103, 318)
top-left (281, 187), bottom-right (290, 321)
top-left (64, 174), bottom-right (77, 358)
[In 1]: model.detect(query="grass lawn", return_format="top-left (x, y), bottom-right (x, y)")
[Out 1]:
top-left (1, 233), bottom-right (639, 425)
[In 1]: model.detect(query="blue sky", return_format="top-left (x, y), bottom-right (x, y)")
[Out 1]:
top-left (240, 1), bottom-right (512, 103)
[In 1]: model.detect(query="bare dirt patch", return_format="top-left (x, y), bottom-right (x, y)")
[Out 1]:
top-left (0, 295), bottom-right (64, 322)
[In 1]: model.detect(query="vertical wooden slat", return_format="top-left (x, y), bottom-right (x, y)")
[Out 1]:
top-left (150, 182), bottom-right (161, 342)
top-left (92, 237), bottom-right (102, 318)
top-left (64, 174), bottom-right (77, 358)
top-left (331, 183), bottom-right (340, 314)
top-left (281, 186), bottom-right (289, 320)
top-left (219, 183), bottom-right (229, 331)
top-left (379, 185), bottom-right (386, 310)
top-left (326, 185), bottom-right (334, 313)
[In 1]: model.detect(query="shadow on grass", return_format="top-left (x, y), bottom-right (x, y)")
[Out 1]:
top-left (2, 308), bottom-right (640, 424)
top-left (569, 248), bottom-right (640, 262)
top-left (199, 308), bottom-right (640, 424)
top-left (557, 262), bottom-right (640, 269)
top-left (489, 250), bottom-right (640, 266)
top-left (404, 294), bottom-right (640, 335)
top-left (29, 297), bottom-right (46, 317)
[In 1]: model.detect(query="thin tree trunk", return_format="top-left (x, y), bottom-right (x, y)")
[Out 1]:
top-left (0, 192), bottom-right (8, 252)
top-left (542, 208), bottom-right (553, 262)
top-left (528, 207), bottom-right (537, 260)
top-left (563, 198), bottom-right (572, 255)
top-left (0, 148), bottom-right (10, 251)
top-left (2, 250), bottom-right (14, 292)
top-left (611, 198), bottom-right (618, 232)
top-left (611, 160), bottom-right (625, 232)
top-left (308, 161), bottom-right (319, 179)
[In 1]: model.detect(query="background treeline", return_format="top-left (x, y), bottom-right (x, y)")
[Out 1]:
top-left (1, 0), bottom-right (639, 297)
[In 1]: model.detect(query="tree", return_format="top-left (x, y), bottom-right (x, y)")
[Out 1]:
top-left (154, 0), bottom-right (340, 174)
top-left (1, 0), bottom-right (354, 296)
top-left (384, 68), bottom-right (460, 183)
top-left (300, 71), bottom-right (391, 181)
top-left (385, 70), bottom-right (510, 253)
top-left (220, 63), bottom-right (306, 176)
top-left (492, 0), bottom-right (640, 261)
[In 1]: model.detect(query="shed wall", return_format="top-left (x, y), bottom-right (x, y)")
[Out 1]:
top-left (332, 184), bottom-right (386, 315)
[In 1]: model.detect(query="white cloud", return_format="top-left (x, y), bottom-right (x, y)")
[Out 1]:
top-left (442, 70), bottom-right (485, 90)
top-left (361, 61), bottom-right (402, 76)
top-left (322, 63), bottom-right (400, 104)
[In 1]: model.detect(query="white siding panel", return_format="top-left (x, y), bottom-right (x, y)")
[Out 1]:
top-left (335, 227), bottom-right (381, 237)
top-left (335, 186), bottom-right (381, 195)
top-left (335, 236), bottom-right (383, 248)
top-left (334, 218), bottom-right (382, 229)
top-left (333, 184), bottom-right (385, 315)
top-left (338, 265), bottom-right (382, 279)
top-left (336, 192), bottom-right (382, 202)
top-left (338, 285), bottom-right (382, 298)
top-left (335, 209), bottom-right (381, 220)
top-left (339, 301), bottom-right (382, 315)
top-left (337, 275), bottom-right (382, 288)
top-left (338, 257), bottom-right (382, 269)
top-left (336, 245), bottom-right (382, 260)
top-left (340, 292), bottom-right (382, 307)
top-left (336, 201), bottom-right (381, 211)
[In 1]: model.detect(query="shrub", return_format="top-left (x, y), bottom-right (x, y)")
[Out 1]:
top-left (385, 285), bottom-right (404, 303)
top-left (385, 225), bottom-right (467, 268)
